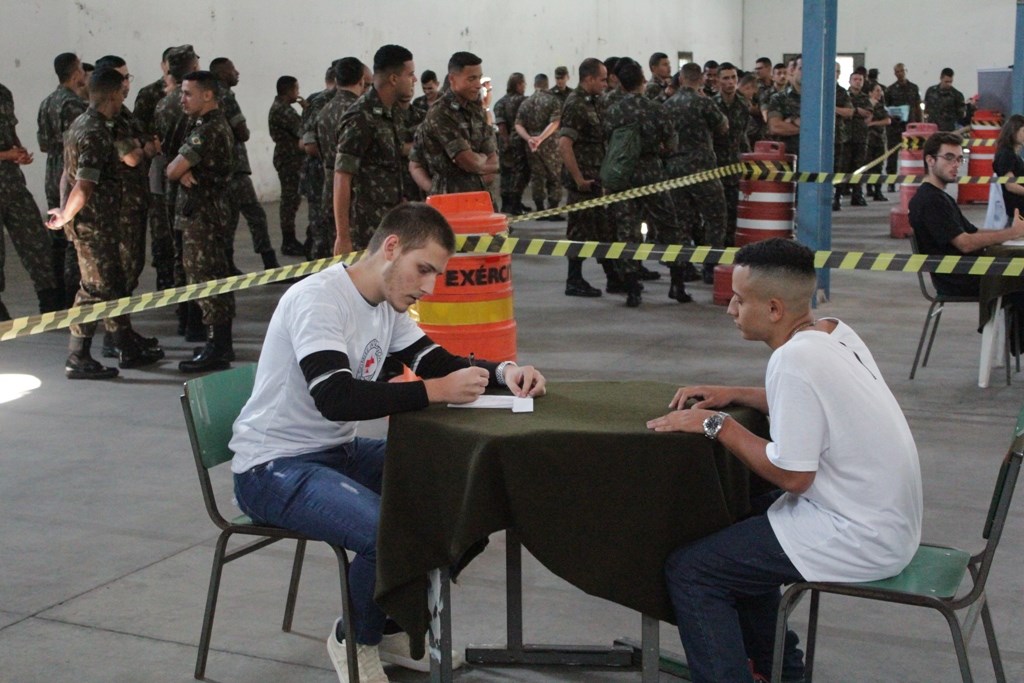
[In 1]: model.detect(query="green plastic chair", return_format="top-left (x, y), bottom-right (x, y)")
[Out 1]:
top-left (181, 364), bottom-right (358, 680)
top-left (770, 407), bottom-right (1024, 683)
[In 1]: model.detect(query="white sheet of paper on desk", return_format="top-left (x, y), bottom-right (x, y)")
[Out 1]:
top-left (1002, 239), bottom-right (1024, 246)
top-left (448, 396), bottom-right (534, 412)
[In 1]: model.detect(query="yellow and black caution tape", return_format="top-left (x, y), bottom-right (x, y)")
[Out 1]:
top-left (746, 169), bottom-right (1023, 186)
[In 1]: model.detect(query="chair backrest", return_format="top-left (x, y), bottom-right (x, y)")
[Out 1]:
top-left (909, 234), bottom-right (937, 303)
top-left (181, 364), bottom-right (258, 527)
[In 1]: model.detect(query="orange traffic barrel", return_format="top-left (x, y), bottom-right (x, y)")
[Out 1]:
top-left (891, 123), bottom-right (938, 238)
top-left (411, 191), bottom-right (517, 362)
top-left (959, 110), bottom-right (1002, 204)
top-left (736, 141), bottom-right (796, 246)
top-left (712, 265), bottom-right (735, 306)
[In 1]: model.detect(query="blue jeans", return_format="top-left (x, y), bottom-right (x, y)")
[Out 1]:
top-left (233, 438), bottom-right (387, 645)
top-left (664, 494), bottom-right (806, 683)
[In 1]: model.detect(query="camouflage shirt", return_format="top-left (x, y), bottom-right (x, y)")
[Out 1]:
top-left (413, 88), bottom-right (497, 194)
top-left (835, 84), bottom-right (852, 145)
top-left (36, 85), bottom-right (86, 155)
top-left (316, 89), bottom-right (360, 171)
top-left (515, 90), bottom-right (560, 135)
top-left (765, 85), bottom-right (801, 155)
top-left (493, 93), bottom-right (526, 132)
top-left (603, 92), bottom-right (676, 183)
top-left (219, 87), bottom-right (251, 174)
top-left (548, 85), bottom-right (571, 105)
top-left (869, 99), bottom-right (889, 147)
top-left (412, 94), bottom-right (435, 114)
top-left (154, 86), bottom-right (187, 153)
top-left (112, 104), bottom-right (148, 185)
top-left (133, 78), bottom-right (166, 137)
top-left (334, 86), bottom-right (404, 240)
top-left (924, 84), bottom-right (966, 132)
top-left (177, 108), bottom-right (236, 207)
top-left (63, 107), bottom-right (121, 223)
top-left (558, 86), bottom-right (605, 172)
top-left (885, 79), bottom-right (922, 124)
top-left (848, 89), bottom-right (872, 143)
top-left (0, 83), bottom-right (24, 182)
top-left (268, 97), bottom-right (305, 167)
top-left (712, 92), bottom-right (751, 164)
top-left (644, 77), bottom-right (671, 103)
top-left (301, 88), bottom-right (337, 147)
top-left (664, 86), bottom-right (726, 171)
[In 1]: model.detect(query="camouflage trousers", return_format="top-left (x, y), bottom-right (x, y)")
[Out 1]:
top-left (275, 157), bottom-right (303, 240)
top-left (178, 198), bottom-right (235, 326)
top-left (148, 192), bottom-right (175, 280)
top-left (311, 166), bottom-right (336, 260)
top-left (66, 210), bottom-right (130, 338)
top-left (721, 175), bottom-right (739, 247)
top-left (499, 141), bottom-right (530, 196)
top-left (44, 152), bottom-right (77, 302)
top-left (527, 141), bottom-right (562, 208)
top-left (0, 171), bottom-right (57, 293)
top-left (609, 170), bottom-right (679, 278)
top-left (301, 156), bottom-right (325, 243)
top-left (119, 181), bottom-right (149, 294)
top-left (227, 174), bottom-right (273, 257)
top-left (667, 167), bottom-right (727, 248)
top-left (564, 169), bottom-right (613, 243)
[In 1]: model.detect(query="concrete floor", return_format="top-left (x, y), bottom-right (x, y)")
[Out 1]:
top-left (1, 191), bottom-right (1022, 683)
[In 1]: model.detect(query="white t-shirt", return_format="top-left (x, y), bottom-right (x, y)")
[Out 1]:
top-left (230, 264), bottom-right (424, 473)
top-left (766, 319), bottom-right (922, 582)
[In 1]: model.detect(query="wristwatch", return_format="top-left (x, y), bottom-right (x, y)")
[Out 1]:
top-left (702, 412), bottom-right (729, 440)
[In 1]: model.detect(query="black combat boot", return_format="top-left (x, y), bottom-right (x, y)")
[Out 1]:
top-left (179, 323), bottom-right (233, 373)
top-left (565, 258), bottom-right (601, 297)
top-left (500, 194), bottom-right (513, 214)
top-left (0, 297), bottom-right (10, 322)
top-left (155, 264), bottom-right (175, 291)
top-left (603, 259), bottom-right (627, 294)
top-left (114, 328), bottom-right (165, 369)
top-left (638, 263), bottom-right (662, 281)
top-left (36, 287), bottom-right (64, 314)
top-left (184, 302), bottom-right (206, 342)
top-left (280, 227), bottom-right (305, 256)
top-left (260, 249), bottom-right (281, 270)
top-left (851, 185), bottom-right (868, 206)
top-left (668, 266), bottom-right (694, 303)
top-left (624, 272), bottom-right (642, 308)
top-left (872, 184), bottom-right (888, 201)
top-left (832, 192), bottom-right (841, 212)
top-left (65, 336), bottom-right (119, 380)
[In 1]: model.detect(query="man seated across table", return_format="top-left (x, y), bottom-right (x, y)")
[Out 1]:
top-left (909, 130), bottom-right (1024, 299)
top-left (229, 202), bottom-right (546, 683)
top-left (647, 238), bottom-right (922, 683)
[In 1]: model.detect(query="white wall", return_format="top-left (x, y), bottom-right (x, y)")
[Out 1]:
top-left (1, 0), bottom-right (742, 207)
top-left (742, 0), bottom-right (1016, 102)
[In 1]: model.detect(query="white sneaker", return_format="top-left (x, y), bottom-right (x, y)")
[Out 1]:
top-left (378, 631), bottom-right (465, 672)
top-left (326, 618), bottom-right (389, 683)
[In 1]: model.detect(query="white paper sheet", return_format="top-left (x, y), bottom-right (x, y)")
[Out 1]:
top-left (448, 396), bottom-right (534, 413)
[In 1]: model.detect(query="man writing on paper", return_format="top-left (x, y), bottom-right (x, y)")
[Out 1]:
top-left (647, 238), bottom-right (922, 683)
top-left (230, 202), bottom-right (545, 683)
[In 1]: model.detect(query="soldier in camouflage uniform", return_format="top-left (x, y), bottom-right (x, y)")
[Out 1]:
top-left (924, 67), bottom-right (966, 132)
top-left (549, 66), bottom-right (571, 105)
top-left (846, 69), bottom-right (873, 207)
top-left (665, 62), bottom-right (729, 276)
top-left (0, 83), bottom-right (61, 320)
top-left (37, 52), bottom-right (87, 307)
top-left (300, 66), bottom-right (337, 256)
top-left (210, 58), bottom-right (279, 272)
top-left (601, 57), bottom-right (627, 113)
top-left (412, 70), bottom-right (440, 113)
top-left (268, 75), bottom-right (308, 257)
top-left (739, 73), bottom-right (765, 148)
top-left (493, 72), bottom-right (530, 214)
top-left (645, 52), bottom-right (672, 103)
top-left (166, 71), bottom-right (237, 373)
top-left (885, 63), bottom-right (922, 187)
top-left (558, 57), bottom-right (612, 296)
top-left (766, 56), bottom-right (802, 156)
top-left (603, 59), bottom-right (681, 307)
top-left (713, 63), bottom-right (751, 247)
top-left (832, 64), bottom-right (855, 211)
top-left (412, 51), bottom-right (499, 198)
top-left (133, 47), bottom-right (176, 290)
top-left (866, 82), bottom-right (892, 201)
top-left (314, 58), bottom-right (369, 259)
top-left (396, 88), bottom-right (426, 203)
top-left (47, 69), bottom-right (164, 379)
top-left (333, 45), bottom-right (413, 255)
top-left (515, 76), bottom-right (563, 217)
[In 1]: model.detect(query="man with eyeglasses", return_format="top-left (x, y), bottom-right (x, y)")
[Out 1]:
top-left (909, 132), bottom-right (1024, 298)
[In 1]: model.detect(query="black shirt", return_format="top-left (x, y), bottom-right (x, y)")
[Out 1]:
top-left (908, 181), bottom-right (979, 295)
top-left (992, 146), bottom-right (1024, 225)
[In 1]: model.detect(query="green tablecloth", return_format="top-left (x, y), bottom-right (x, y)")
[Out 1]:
top-left (376, 380), bottom-right (770, 657)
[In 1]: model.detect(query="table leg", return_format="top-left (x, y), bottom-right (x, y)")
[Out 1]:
top-left (464, 530), bottom-right (634, 667)
top-left (428, 567), bottom-right (453, 683)
top-left (979, 296), bottom-right (1003, 388)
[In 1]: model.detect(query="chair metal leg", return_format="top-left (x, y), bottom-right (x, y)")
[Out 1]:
top-left (804, 590), bottom-right (819, 682)
top-left (771, 584), bottom-right (806, 683)
top-left (331, 545), bottom-right (359, 683)
top-left (910, 301), bottom-right (941, 379)
top-left (282, 539), bottom-right (306, 632)
top-left (979, 600), bottom-right (1006, 682)
top-left (195, 530), bottom-right (232, 679)
top-left (922, 305), bottom-right (945, 369)
top-left (939, 606), bottom-right (975, 683)
top-left (640, 614), bottom-right (659, 683)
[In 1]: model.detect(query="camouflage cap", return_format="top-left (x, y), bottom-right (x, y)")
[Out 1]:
top-left (166, 44), bottom-right (199, 80)
top-left (554, 66), bottom-right (569, 77)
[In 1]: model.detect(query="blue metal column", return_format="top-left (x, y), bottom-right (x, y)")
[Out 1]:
top-left (797, 0), bottom-right (838, 299)
top-left (1013, 1), bottom-right (1024, 113)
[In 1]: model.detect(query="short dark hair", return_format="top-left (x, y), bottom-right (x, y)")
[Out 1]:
top-left (276, 75), bottom-right (298, 96)
top-left (756, 57), bottom-right (772, 68)
top-left (853, 65), bottom-right (867, 76)
top-left (374, 44), bottom-right (413, 76)
top-left (718, 61), bottom-right (737, 74)
top-left (739, 74), bottom-right (758, 88)
top-left (324, 66), bottom-right (337, 83)
top-left (604, 57), bottom-right (621, 77)
top-left (735, 238), bottom-right (815, 280)
top-left (54, 53), bottom-right (80, 83)
top-left (617, 59), bottom-right (644, 91)
top-left (922, 131), bottom-right (964, 170)
top-left (367, 202), bottom-right (456, 254)
top-left (774, 63), bottom-right (786, 71)
top-left (88, 67), bottom-right (125, 98)
top-left (681, 62), bottom-right (703, 84)
top-left (649, 52), bottom-right (668, 68)
top-left (867, 68), bottom-right (880, 80)
top-left (182, 70), bottom-right (220, 94)
top-left (82, 62), bottom-right (95, 74)
top-left (448, 51), bottom-right (482, 74)
top-left (209, 57), bottom-right (231, 72)
top-left (941, 67), bottom-right (955, 79)
top-left (703, 60), bottom-right (719, 71)
top-left (554, 66), bottom-right (568, 77)
top-left (95, 55), bottom-right (126, 70)
top-left (506, 72), bottom-right (525, 94)
top-left (417, 70), bottom-right (435, 86)
top-left (334, 57), bottom-right (365, 87)
top-left (579, 57), bottom-right (604, 81)
top-left (533, 73), bottom-right (548, 88)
